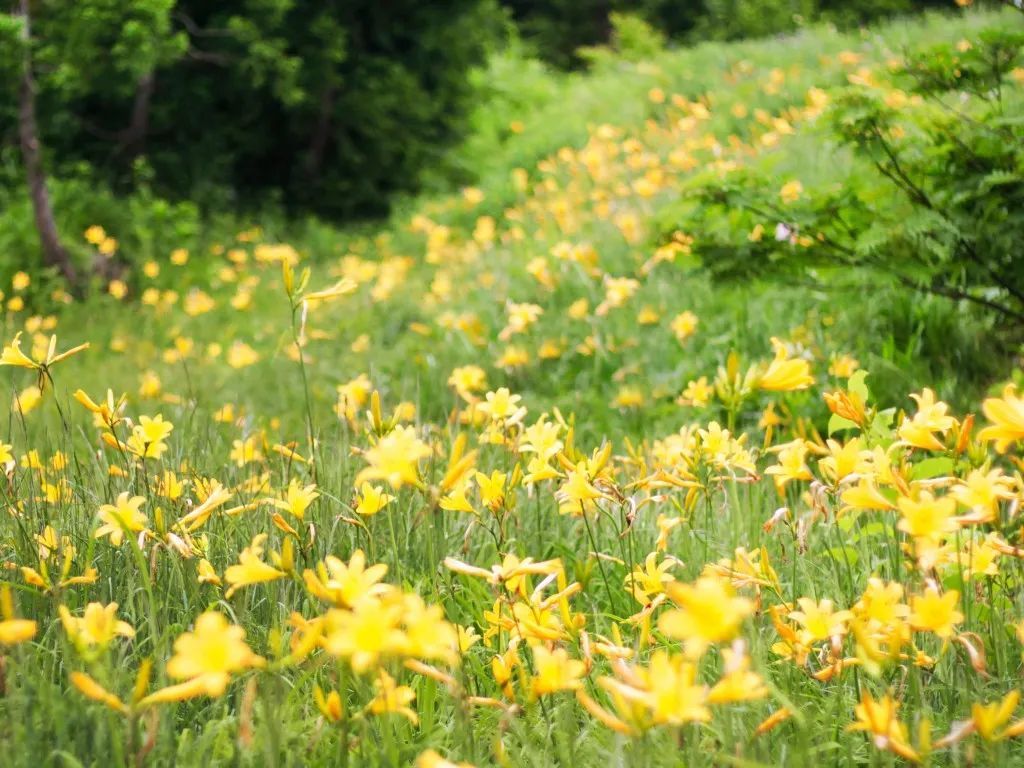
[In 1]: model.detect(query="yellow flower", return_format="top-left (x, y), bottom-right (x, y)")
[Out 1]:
top-left (303, 550), bottom-right (390, 608)
top-left (197, 559), bottom-right (222, 585)
top-left (828, 354), bottom-right (859, 378)
top-left (355, 425), bottom-right (431, 489)
top-left (439, 479), bottom-right (476, 513)
top-left (69, 672), bottom-right (128, 713)
top-left (321, 600), bottom-right (404, 673)
top-left (658, 576), bottom-right (753, 658)
top-left (950, 468), bottom-right (1015, 523)
top-left (447, 365), bottom-right (487, 402)
top-left (978, 384), bottom-right (1024, 453)
top-left (136, 413), bottom-right (174, 444)
top-left (840, 477), bottom-right (895, 514)
top-left (105, 413), bottom-right (175, 460)
top-left (679, 377), bottom-right (712, 407)
top-left (74, 388), bottom-right (126, 427)
top-left (518, 416), bottom-right (563, 460)
top-left (12, 385), bottom-right (42, 414)
top-left (909, 587), bottom-right (962, 639)
top-left (898, 389), bottom-right (956, 451)
top-left (445, 554), bottom-right (561, 593)
top-left (854, 578), bottom-right (909, 626)
top-left (897, 492), bottom-right (958, 543)
top-left (637, 306), bottom-right (661, 325)
top-left (401, 593), bottom-right (459, 664)
top-left (369, 669), bottom-right (418, 723)
top-left (847, 690), bottom-right (918, 763)
top-left (59, 602), bottom-right (135, 653)
top-left (595, 276), bottom-right (639, 315)
top-left (765, 439), bottom-right (813, 491)
top-left (303, 277), bottom-right (358, 304)
top-left (175, 481), bottom-right (233, 532)
top-left (226, 341), bottom-right (259, 368)
top-left (972, 690), bottom-right (1020, 741)
top-left (476, 387), bottom-right (526, 425)
top-left (495, 345), bottom-right (530, 369)
top-left (0, 585), bottom-right (36, 646)
top-left (499, 301), bottom-right (543, 340)
top-left (313, 686), bottom-right (345, 723)
top-left (491, 643), bottom-right (520, 698)
top-left (0, 332), bottom-right (39, 368)
top-left (268, 478), bottom-right (319, 519)
top-left (624, 552), bottom-right (676, 606)
top-left (757, 339), bottom-right (813, 391)
top-left (555, 462), bottom-right (604, 515)
top-left (670, 311), bottom-right (699, 343)
top-left (354, 482), bottom-right (395, 517)
top-left (788, 597), bottom-right (853, 643)
top-left (95, 492), bottom-right (148, 547)
top-left (138, 371), bottom-right (162, 399)
top-left (703, 546), bottom-right (780, 592)
top-left (708, 647), bottom-right (768, 704)
top-left (456, 625), bottom-right (480, 653)
top-left (158, 612), bottom-right (263, 698)
top-left (779, 180), bottom-right (803, 203)
top-left (603, 650), bottom-right (710, 725)
top-left (416, 750), bottom-right (476, 768)
top-left (0, 331), bottom-right (88, 370)
top-left (567, 298), bottom-right (589, 319)
top-left (611, 386), bottom-right (644, 409)
top-left (817, 438), bottom-right (869, 485)
top-left (224, 534), bottom-right (287, 598)
top-left (475, 470), bottom-right (507, 511)
top-left (230, 435), bottom-right (264, 467)
top-left (824, 388), bottom-right (867, 426)
top-left (531, 646), bottom-right (586, 696)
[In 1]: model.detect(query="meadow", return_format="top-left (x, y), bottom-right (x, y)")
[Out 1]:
top-left (2, 6), bottom-right (1024, 766)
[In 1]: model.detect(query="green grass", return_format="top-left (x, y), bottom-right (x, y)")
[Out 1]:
top-left (2, 6), bottom-right (1024, 767)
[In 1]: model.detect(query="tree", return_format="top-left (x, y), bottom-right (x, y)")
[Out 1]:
top-left (1, 0), bottom-right (185, 284)
top-left (9, 0), bottom-right (75, 284)
top-left (0, 0), bottom-right (498, 230)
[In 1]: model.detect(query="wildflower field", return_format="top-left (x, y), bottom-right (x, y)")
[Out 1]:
top-left (3, 6), bottom-right (1024, 767)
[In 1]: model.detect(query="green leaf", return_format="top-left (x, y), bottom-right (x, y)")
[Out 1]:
top-left (849, 521), bottom-right (888, 543)
top-left (837, 511), bottom-right (862, 533)
top-left (911, 456), bottom-right (954, 480)
top-left (828, 412), bottom-right (858, 435)
top-left (825, 546), bottom-right (859, 566)
top-left (848, 370), bottom-right (870, 403)
top-left (869, 408), bottom-right (897, 442)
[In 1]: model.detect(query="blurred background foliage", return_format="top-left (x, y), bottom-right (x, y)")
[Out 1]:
top-left (1, 0), bottom-right (957, 229)
top-left (0, 0), bottom-right (498, 221)
top-left (1, 2), bottom-right (1020, 376)
top-left (0, 0), bottom-right (1019, 410)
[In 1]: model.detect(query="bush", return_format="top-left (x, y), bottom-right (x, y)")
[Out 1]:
top-left (0, 0), bottom-right (500, 223)
top-left (662, 24), bottom-right (1024, 341)
top-left (499, 0), bottom-right (955, 67)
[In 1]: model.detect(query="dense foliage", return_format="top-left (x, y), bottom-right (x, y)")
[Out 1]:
top-left (0, 0), bottom-right (497, 221)
top-left (663, 26), bottom-right (1024, 339)
top-left (0, 0), bottom-right (971, 245)
top-left (500, 0), bottom-right (953, 67)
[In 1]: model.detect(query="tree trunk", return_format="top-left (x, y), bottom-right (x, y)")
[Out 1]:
top-left (15, 0), bottom-right (77, 286)
top-left (119, 71), bottom-right (156, 160)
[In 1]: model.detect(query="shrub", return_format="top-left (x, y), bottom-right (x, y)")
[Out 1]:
top-left (0, 0), bottom-right (500, 223)
top-left (663, 25), bottom-right (1024, 340)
